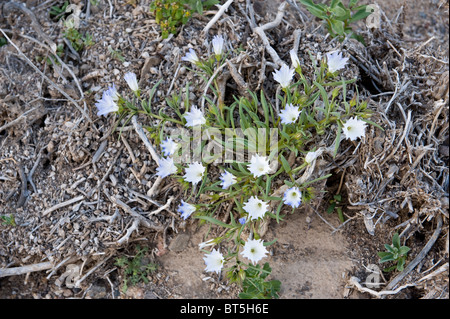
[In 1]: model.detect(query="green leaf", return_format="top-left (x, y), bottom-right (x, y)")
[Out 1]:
top-left (350, 32), bottom-right (366, 46)
top-left (397, 257), bottom-right (406, 271)
top-left (349, 0), bottom-right (359, 8)
top-left (195, 215), bottom-right (234, 229)
top-left (377, 251), bottom-right (391, 259)
top-left (298, 0), bottom-right (327, 19)
top-left (392, 232), bottom-right (401, 249)
top-left (383, 265), bottom-right (397, 272)
top-left (279, 154), bottom-right (291, 174)
top-left (336, 207), bottom-right (345, 223)
top-left (260, 90), bottom-right (270, 128)
top-left (349, 7), bottom-right (372, 23)
top-left (329, 19), bottom-right (345, 36)
top-left (326, 202), bottom-right (336, 214)
top-left (399, 246), bottom-right (410, 256)
top-left (330, 0), bottom-right (340, 8)
top-left (263, 239), bottom-right (278, 247)
top-left (384, 243), bottom-right (396, 254)
top-left (333, 6), bottom-right (350, 20)
top-left (379, 254), bottom-right (395, 263)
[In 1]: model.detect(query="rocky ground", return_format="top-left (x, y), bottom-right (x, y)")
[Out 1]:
top-left (0, 0), bottom-right (448, 299)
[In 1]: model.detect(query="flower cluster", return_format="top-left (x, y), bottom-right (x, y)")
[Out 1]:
top-left (94, 33), bottom-right (372, 295)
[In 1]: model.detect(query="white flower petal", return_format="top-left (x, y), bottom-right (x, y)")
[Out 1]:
top-left (199, 239), bottom-right (215, 250)
top-left (219, 171), bottom-right (236, 189)
top-left (184, 161), bottom-right (205, 184)
top-left (289, 49), bottom-right (300, 69)
top-left (272, 64), bottom-right (295, 88)
top-left (279, 103), bottom-right (300, 124)
top-left (243, 196), bottom-right (268, 221)
top-left (181, 48), bottom-right (199, 64)
top-left (156, 157), bottom-right (177, 178)
top-left (177, 200), bottom-right (196, 220)
top-left (124, 72), bottom-right (139, 92)
top-left (212, 35), bottom-right (225, 57)
top-left (160, 138), bottom-right (178, 157)
top-left (248, 154), bottom-right (270, 178)
top-left (104, 83), bottom-right (119, 101)
top-left (241, 238), bottom-right (268, 265)
top-left (184, 105), bottom-right (206, 127)
top-left (203, 249), bottom-right (224, 274)
top-left (326, 50), bottom-right (349, 73)
top-left (283, 187), bottom-right (302, 208)
top-left (342, 117), bottom-right (366, 141)
top-left (95, 91), bottom-right (118, 116)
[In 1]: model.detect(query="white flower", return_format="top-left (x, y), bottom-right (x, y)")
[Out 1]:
top-left (198, 239), bottom-right (215, 250)
top-left (248, 154), bottom-right (270, 178)
top-left (184, 105), bottom-right (206, 127)
top-left (305, 150), bottom-right (320, 164)
top-left (342, 117), bottom-right (366, 141)
top-left (184, 161), bottom-right (206, 185)
top-left (203, 249), bottom-right (224, 274)
top-left (279, 103), bottom-right (300, 125)
top-left (326, 50), bottom-right (349, 73)
top-left (124, 72), bottom-right (139, 92)
top-left (289, 49), bottom-right (300, 69)
top-left (156, 157), bottom-right (177, 178)
top-left (104, 83), bottom-right (119, 101)
top-left (177, 200), bottom-right (196, 220)
top-left (241, 238), bottom-right (268, 265)
top-left (181, 48), bottom-right (199, 64)
top-left (95, 91), bottom-right (119, 116)
top-left (160, 138), bottom-right (178, 157)
top-left (243, 196), bottom-right (268, 221)
top-left (272, 64), bottom-right (295, 89)
top-left (212, 35), bottom-right (225, 57)
top-left (219, 171), bottom-right (236, 189)
top-left (283, 187), bottom-right (302, 208)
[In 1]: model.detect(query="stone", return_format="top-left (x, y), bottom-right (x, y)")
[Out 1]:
top-left (168, 232), bottom-right (191, 252)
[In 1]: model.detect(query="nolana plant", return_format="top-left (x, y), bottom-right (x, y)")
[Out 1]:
top-left (298, 0), bottom-right (372, 44)
top-left (94, 32), bottom-right (376, 298)
top-left (377, 232), bottom-right (410, 272)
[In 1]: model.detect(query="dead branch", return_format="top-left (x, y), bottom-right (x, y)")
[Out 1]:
top-left (42, 195), bottom-right (85, 216)
top-left (349, 276), bottom-right (416, 298)
top-left (252, 1), bottom-right (288, 68)
top-left (0, 29), bottom-right (93, 124)
top-left (0, 262), bottom-right (53, 278)
top-left (131, 115), bottom-right (161, 165)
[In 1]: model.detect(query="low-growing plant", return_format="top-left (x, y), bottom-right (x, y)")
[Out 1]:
top-left (377, 232), bottom-right (410, 272)
top-left (1, 214), bottom-right (16, 227)
top-left (150, 0), bottom-right (219, 38)
top-left (115, 245), bottom-right (158, 293)
top-left (49, 1), bottom-right (69, 21)
top-left (108, 47), bottom-right (126, 62)
top-left (298, 0), bottom-right (372, 44)
top-left (63, 27), bottom-right (94, 52)
top-left (95, 32), bottom-right (377, 298)
top-left (238, 262), bottom-right (281, 299)
top-left (326, 193), bottom-right (344, 222)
